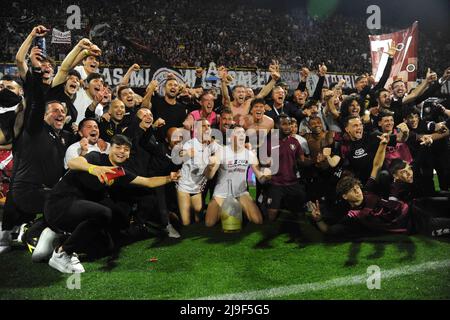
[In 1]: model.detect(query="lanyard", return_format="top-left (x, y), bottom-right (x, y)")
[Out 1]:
top-left (273, 104), bottom-right (284, 116)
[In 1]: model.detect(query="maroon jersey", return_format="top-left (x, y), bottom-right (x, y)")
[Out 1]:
top-left (271, 136), bottom-right (303, 186)
top-left (346, 178), bottom-right (410, 233)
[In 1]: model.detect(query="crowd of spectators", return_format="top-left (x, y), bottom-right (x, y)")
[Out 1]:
top-left (0, 0), bottom-right (448, 75)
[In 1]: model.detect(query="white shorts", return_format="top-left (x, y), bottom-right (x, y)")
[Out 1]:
top-left (213, 190), bottom-right (250, 199)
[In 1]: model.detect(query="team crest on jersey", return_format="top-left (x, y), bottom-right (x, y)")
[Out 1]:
top-left (290, 144), bottom-right (296, 151)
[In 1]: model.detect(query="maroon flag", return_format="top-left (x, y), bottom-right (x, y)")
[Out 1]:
top-left (369, 21), bottom-right (418, 89)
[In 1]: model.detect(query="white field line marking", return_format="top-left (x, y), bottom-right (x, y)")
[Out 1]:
top-left (195, 259), bottom-right (450, 300)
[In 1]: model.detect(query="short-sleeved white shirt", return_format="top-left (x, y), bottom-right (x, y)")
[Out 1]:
top-left (213, 146), bottom-right (257, 198)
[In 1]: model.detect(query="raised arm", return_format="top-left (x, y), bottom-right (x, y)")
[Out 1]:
top-left (373, 41), bottom-right (397, 91)
top-left (402, 68), bottom-right (436, 105)
top-left (15, 25), bottom-right (49, 80)
top-left (255, 60), bottom-right (281, 99)
top-left (310, 63), bottom-right (327, 101)
top-left (141, 80), bottom-right (158, 109)
top-left (218, 66), bottom-right (232, 108)
top-left (370, 133), bottom-right (389, 179)
top-left (296, 67), bottom-right (309, 91)
top-left (52, 38), bottom-right (93, 87)
top-left (121, 64), bottom-right (141, 86)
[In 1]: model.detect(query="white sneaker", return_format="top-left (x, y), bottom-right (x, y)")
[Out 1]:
top-left (49, 250), bottom-right (85, 273)
top-left (0, 229), bottom-right (12, 254)
top-left (166, 223), bottom-right (180, 238)
top-left (32, 227), bottom-right (58, 262)
top-left (70, 253), bottom-right (85, 273)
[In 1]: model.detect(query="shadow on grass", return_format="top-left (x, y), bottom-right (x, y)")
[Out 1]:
top-left (249, 210), bottom-right (435, 267)
top-left (0, 248), bottom-right (62, 291)
top-left (145, 215), bottom-right (263, 250)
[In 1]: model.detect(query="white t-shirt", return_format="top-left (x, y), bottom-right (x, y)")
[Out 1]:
top-left (64, 141), bottom-right (111, 169)
top-left (177, 138), bottom-right (220, 194)
top-left (74, 65), bottom-right (97, 81)
top-left (72, 89), bottom-right (104, 124)
top-left (293, 134), bottom-right (310, 155)
top-left (213, 146), bottom-right (257, 198)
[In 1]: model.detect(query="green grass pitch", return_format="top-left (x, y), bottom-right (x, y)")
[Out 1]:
top-left (1, 185), bottom-right (449, 300)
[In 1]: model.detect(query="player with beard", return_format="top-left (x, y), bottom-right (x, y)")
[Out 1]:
top-left (64, 118), bottom-right (110, 168)
top-left (150, 77), bottom-right (189, 142)
top-left (98, 99), bottom-right (127, 142)
top-left (388, 68), bottom-right (439, 125)
top-left (352, 41), bottom-right (396, 110)
top-left (265, 115), bottom-right (312, 221)
top-left (214, 108), bottom-right (234, 145)
top-left (368, 88), bottom-right (392, 124)
top-left (46, 69), bottom-right (82, 134)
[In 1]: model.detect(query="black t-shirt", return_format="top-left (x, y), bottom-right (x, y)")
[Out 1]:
top-left (343, 133), bottom-right (378, 184)
top-left (46, 152), bottom-right (137, 213)
top-left (265, 102), bottom-right (304, 122)
top-left (13, 124), bottom-right (73, 191)
top-left (98, 118), bottom-right (127, 143)
top-left (151, 95), bottom-right (188, 142)
top-left (389, 180), bottom-right (420, 202)
top-left (46, 83), bottom-right (78, 132)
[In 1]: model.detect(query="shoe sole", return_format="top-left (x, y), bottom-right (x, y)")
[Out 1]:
top-left (48, 257), bottom-right (85, 273)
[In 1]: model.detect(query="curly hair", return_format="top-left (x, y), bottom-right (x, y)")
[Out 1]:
top-left (336, 175), bottom-right (362, 198)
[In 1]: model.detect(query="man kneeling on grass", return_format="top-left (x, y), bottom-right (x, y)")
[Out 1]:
top-left (309, 133), bottom-right (450, 238)
top-left (41, 134), bottom-right (180, 273)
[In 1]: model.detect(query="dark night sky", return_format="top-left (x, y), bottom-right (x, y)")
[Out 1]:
top-left (250, 0), bottom-right (449, 36)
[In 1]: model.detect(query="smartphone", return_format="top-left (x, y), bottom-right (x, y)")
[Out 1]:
top-left (105, 167), bottom-right (126, 180)
top-left (33, 37), bottom-right (47, 58)
top-left (388, 134), bottom-right (397, 147)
